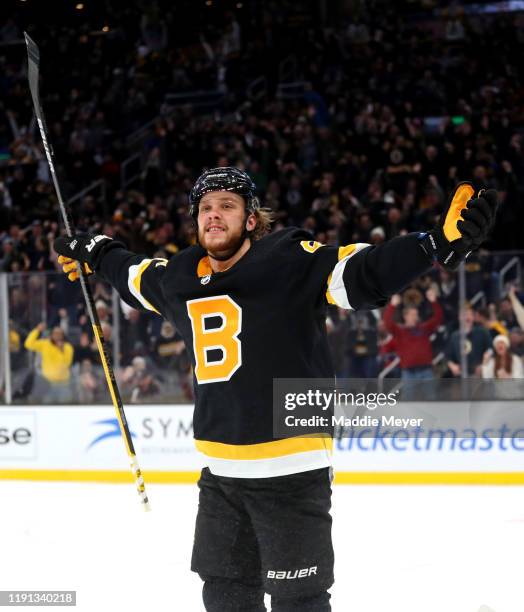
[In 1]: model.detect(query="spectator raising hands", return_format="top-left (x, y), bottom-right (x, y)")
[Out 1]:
top-left (24, 323), bottom-right (74, 403)
top-left (384, 289), bottom-right (442, 380)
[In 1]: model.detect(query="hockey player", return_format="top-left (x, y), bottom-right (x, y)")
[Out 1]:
top-left (54, 168), bottom-right (498, 611)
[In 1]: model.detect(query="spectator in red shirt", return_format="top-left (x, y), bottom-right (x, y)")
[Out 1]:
top-left (383, 289), bottom-right (443, 380)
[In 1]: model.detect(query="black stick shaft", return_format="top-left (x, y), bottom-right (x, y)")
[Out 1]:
top-left (24, 32), bottom-right (150, 510)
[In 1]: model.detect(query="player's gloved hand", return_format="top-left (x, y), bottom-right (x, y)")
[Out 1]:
top-left (57, 255), bottom-right (92, 282)
top-left (419, 182), bottom-right (498, 271)
top-left (54, 234), bottom-right (123, 281)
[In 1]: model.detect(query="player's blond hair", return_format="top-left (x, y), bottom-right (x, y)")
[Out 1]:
top-left (251, 208), bottom-right (275, 240)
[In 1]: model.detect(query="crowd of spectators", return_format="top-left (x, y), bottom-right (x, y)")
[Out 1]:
top-left (5, 268), bottom-right (524, 404)
top-left (1, 2), bottom-right (524, 244)
top-left (2, 1), bottom-right (524, 402)
top-left (327, 276), bottom-right (524, 384)
top-left (6, 291), bottom-right (193, 404)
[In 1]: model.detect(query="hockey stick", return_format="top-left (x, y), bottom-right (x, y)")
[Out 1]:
top-left (24, 33), bottom-right (150, 511)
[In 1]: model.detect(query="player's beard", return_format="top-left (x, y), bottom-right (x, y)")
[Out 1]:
top-left (199, 221), bottom-right (248, 261)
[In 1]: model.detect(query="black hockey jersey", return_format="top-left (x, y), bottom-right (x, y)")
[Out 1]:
top-left (98, 227), bottom-right (431, 477)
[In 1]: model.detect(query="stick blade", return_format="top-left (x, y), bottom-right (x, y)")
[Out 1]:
top-left (24, 32), bottom-right (40, 66)
top-left (24, 31), bottom-right (41, 111)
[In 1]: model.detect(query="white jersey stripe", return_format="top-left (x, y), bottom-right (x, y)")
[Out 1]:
top-left (202, 448), bottom-right (333, 479)
top-left (327, 243), bottom-right (369, 310)
top-left (127, 259), bottom-right (159, 313)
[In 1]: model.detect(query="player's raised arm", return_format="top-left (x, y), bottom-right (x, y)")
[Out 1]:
top-left (323, 183), bottom-right (498, 311)
top-left (53, 234), bottom-right (169, 317)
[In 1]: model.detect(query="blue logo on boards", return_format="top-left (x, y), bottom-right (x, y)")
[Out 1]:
top-left (87, 418), bottom-right (137, 450)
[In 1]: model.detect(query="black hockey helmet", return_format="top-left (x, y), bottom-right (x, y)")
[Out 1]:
top-left (189, 166), bottom-right (259, 217)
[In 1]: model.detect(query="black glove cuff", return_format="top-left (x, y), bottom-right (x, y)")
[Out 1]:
top-left (92, 239), bottom-right (125, 269)
top-left (418, 230), bottom-right (471, 271)
top-left (418, 231), bottom-right (440, 261)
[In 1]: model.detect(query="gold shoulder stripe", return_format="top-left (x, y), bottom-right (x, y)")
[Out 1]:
top-left (338, 244), bottom-right (357, 260)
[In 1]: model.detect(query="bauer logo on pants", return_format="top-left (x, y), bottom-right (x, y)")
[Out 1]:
top-left (267, 566), bottom-right (317, 580)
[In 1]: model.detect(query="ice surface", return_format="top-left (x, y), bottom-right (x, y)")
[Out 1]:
top-left (0, 481), bottom-right (523, 612)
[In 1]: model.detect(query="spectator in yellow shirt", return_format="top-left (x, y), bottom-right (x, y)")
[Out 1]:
top-left (24, 323), bottom-right (74, 403)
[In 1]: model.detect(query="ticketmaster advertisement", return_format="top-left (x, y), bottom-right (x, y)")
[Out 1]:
top-left (272, 378), bottom-right (524, 478)
top-left (1, 397), bottom-right (523, 481)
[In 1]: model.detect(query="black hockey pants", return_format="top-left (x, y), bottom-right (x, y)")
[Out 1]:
top-left (191, 467), bottom-right (334, 611)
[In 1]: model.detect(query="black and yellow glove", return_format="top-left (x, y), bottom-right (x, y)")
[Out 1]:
top-left (57, 255), bottom-right (92, 281)
top-left (54, 234), bottom-right (123, 281)
top-left (419, 182), bottom-right (498, 270)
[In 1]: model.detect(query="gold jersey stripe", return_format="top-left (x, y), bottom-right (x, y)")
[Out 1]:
top-left (195, 435), bottom-right (333, 460)
top-left (325, 243), bottom-right (358, 305)
top-left (132, 260), bottom-right (159, 314)
top-left (128, 258), bottom-right (167, 314)
top-left (326, 272), bottom-right (336, 305)
top-left (337, 244), bottom-right (357, 260)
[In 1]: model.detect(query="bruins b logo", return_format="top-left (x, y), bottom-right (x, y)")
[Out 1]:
top-left (187, 295), bottom-right (242, 384)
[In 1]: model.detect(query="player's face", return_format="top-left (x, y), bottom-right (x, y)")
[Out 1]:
top-left (197, 191), bottom-right (255, 255)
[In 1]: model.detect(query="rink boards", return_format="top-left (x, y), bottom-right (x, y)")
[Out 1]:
top-left (1, 404), bottom-right (524, 485)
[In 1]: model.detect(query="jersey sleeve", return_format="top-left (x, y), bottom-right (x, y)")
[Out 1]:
top-left (340, 233), bottom-right (434, 309)
top-left (287, 229), bottom-right (433, 311)
top-left (96, 247), bottom-right (169, 317)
